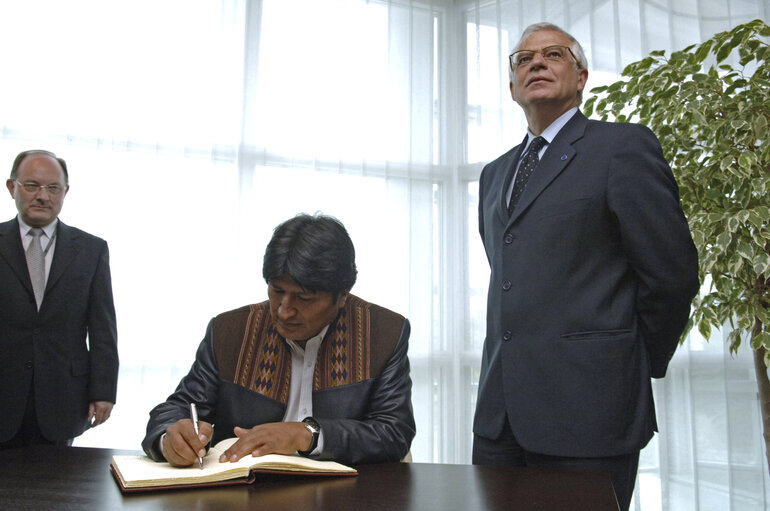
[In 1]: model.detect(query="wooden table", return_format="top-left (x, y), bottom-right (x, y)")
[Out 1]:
top-left (0, 446), bottom-right (619, 510)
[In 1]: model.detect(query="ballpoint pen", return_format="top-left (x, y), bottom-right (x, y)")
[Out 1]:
top-left (190, 403), bottom-right (204, 469)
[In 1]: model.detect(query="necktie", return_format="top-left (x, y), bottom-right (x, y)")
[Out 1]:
top-left (26, 228), bottom-right (46, 309)
top-left (508, 136), bottom-right (547, 215)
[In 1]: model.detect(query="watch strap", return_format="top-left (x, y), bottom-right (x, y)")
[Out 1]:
top-left (298, 416), bottom-right (320, 456)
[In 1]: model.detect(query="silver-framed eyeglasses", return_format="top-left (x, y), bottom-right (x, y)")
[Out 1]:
top-left (509, 45), bottom-right (578, 69)
top-left (15, 181), bottom-right (65, 195)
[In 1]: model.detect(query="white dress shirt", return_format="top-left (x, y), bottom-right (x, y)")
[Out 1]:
top-left (282, 325), bottom-right (330, 455)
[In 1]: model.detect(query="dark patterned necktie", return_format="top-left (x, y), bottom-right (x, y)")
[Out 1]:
top-left (25, 228), bottom-right (45, 309)
top-left (508, 136), bottom-right (547, 215)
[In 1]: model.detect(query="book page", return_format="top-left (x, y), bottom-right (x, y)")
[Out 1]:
top-left (112, 438), bottom-right (355, 488)
top-left (209, 438), bottom-right (356, 473)
top-left (112, 451), bottom-right (251, 487)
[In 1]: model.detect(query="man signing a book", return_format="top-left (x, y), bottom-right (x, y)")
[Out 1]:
top-left (142, 213), bottom-right (415, 466)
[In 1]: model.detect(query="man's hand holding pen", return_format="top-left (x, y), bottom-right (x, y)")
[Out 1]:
top-left (161, 418), bottom-right (214, 468)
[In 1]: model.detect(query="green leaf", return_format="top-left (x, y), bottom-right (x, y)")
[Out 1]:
top-left (690, 229), bottom-right (705, 248)
top-left (738, 151), bottom-right (756, 171)
top-left (737, 307), bottom-right (754, 330)
top-left (756, 306), bottom-right (770, 326)
top-left (695, 40), bottom-right (714, 62)
top-left (702, 251), bottom-right (719, 272)
top-left (753, 206), bottom-right (770, 222)
top-left (753, 115), bottom-right (769, 137)
top-left (716, 43), bottom-right (733, 63)
top-left (752, 331), bottom-right (770, 350)
top-left (736, 241), bottom-right (754, 261)
top-left (717, 231), bottom-right (732, 250)
top-left (707, 212), bottom-right (725, 225)
top-left (729, 329), bottom-right (743, 354)
top-left (698, 320), bottom-right (712, 340)
top-left (754, 253), bottom-right (770, 276)
top-left (731, 119), bottom-right (748, 129)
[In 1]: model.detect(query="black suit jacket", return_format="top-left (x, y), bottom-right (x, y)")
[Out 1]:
top-left (474, 111), bottom-right (699, 457)
top-left (0, 217), bottom-right (118, 442)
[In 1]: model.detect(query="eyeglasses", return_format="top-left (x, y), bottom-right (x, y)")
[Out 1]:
top-left (509, 45), bottom-right (578, 69)
top-left (15, 181), bottom-right (65, 195)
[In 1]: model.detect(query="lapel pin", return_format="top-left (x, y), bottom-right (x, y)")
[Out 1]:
top-left (561, 154), bottom-right (567, 160)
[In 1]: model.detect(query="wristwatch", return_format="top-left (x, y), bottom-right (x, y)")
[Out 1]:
top-left (298, 416), bottom-right (321, 456)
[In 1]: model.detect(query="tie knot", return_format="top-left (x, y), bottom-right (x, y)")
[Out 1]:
top-left (28, 228), bottom-right (43, 239)
top-left (529, 136), bottom-right (547, 153)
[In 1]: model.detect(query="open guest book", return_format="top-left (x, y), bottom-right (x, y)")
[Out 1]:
top-left (110, 437), bottom-right (357, 492)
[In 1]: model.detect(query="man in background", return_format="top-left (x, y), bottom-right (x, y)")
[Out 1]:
top-left (473, 23), bottom-right (699, 510)
top-left (0, 149), bottom-right (119, 448)
top-left (143, 213), bottom-right (414, 466)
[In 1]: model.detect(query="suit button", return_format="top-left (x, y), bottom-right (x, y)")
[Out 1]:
top-left (502, 280), bottom-right (512, 291)
top-left (504, 233), bottom-right (514, 244)
top-left (503, 331), bottom-right (512, 342)
top-left (25, 361), bottom-right (33, 369)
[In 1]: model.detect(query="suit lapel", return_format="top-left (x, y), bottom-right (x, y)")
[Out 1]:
top-left (495, 136), bottom-right (528, 226)
top-left (508, 111), bottom-right (588, 225)
top-left (0, 217), bottom-right (36, 297)
top-left (46, 221), bottom-right (79, 293)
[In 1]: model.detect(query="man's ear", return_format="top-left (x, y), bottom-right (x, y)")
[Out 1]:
top-left (6, 179), bottom-right (15, 198)
top-left (577, 68), bottom-right (588, 94)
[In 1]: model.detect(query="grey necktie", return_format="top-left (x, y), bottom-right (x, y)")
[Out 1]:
top-left (26, 228), bottom-right (46, 309)
top-left (508, 136), bottom-right (547, 215)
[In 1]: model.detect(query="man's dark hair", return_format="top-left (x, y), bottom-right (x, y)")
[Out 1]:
top-left (10, 150), bottom-right (69, 184)
top-left (263, 213), bottom-right (357, 298)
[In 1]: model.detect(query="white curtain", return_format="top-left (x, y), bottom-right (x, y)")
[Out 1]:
top-left (0, 1), bottom-right (767, 509)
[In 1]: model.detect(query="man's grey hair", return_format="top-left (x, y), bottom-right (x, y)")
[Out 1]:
top-left (10, 149), bottom-right (69, 184)
top-left (509, 22), bottom-right (589, 101)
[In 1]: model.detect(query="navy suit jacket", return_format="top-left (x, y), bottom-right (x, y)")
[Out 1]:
top-left (0, 217), bottom-right (118, 442)
top-left (474, 111), bottom-right (699, 457)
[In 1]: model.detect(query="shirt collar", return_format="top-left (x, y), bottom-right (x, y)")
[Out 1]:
top-left (284, 324), bottom-right (330, 354)
top-left (525, 106), bottom-right (578, 147)
top-left (18, 216), bottom-right (58, 240)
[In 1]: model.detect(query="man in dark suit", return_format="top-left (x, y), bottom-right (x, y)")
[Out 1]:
top-left (0, 150), bottom-right (118, 448)
top-left (473, 23), bottom-right (699, 511)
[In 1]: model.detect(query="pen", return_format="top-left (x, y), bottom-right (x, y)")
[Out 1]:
top-left (190, 403), bottom-right (204, 469)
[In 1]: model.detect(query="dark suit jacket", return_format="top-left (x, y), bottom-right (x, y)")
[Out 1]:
top-left (0, 217), bottom-right (118, 443)
top-left (474, 111), bottom-right (699, 458)
top-left (142, 296), bottom-right (415, 465)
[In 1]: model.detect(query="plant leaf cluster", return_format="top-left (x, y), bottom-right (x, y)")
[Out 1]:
top-left (584, 20), bottom-right (770, 362)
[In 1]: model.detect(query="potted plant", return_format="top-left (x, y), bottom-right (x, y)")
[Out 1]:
top-left (584, 19), bottom-right (770, 469)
